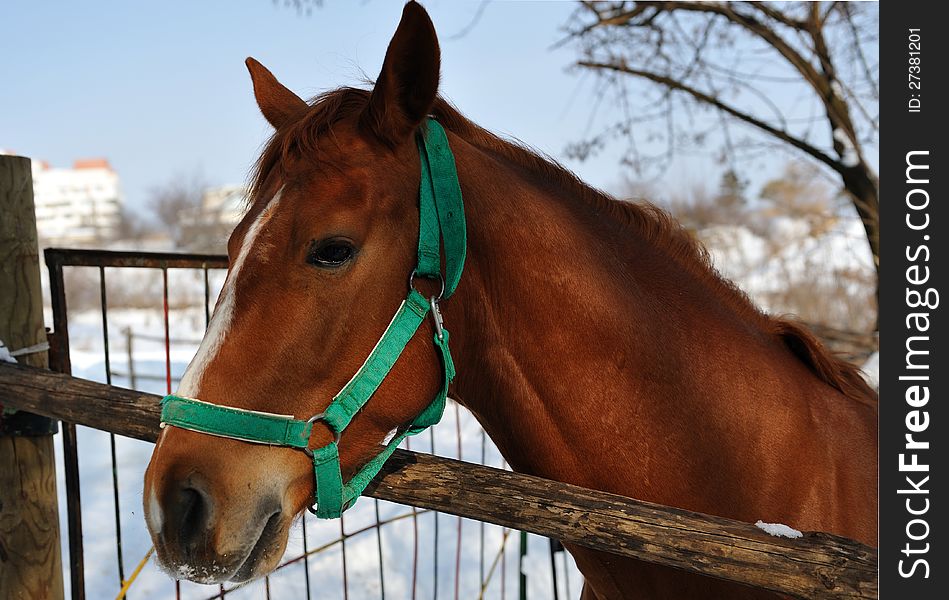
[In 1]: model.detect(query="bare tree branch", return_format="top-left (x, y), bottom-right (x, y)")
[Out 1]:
top-left (447, 1), bottom-right (490, 41)
top-left (744, 2), bottom-right (807, 31)
top-left (841, 7), bottom-right (879, 101)
top-left (567, 1), bottom-right (880, 309)
top-left (576, 60), bottom-right (843, 174)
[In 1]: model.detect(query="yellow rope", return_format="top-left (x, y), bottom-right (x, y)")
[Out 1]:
top-left (115, 546), bottom-right (155, 600)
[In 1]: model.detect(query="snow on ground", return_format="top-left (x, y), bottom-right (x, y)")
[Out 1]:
top-left (701, 217), bottom-right (874, 312)
top-left (52, 290), bottom-right (581, 599)
top-left (861, 352), bottom-right (879, 390)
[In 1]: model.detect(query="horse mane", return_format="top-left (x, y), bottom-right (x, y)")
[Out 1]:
top-left (250, 87), bottom-right (878, 405)
top-left (249, 87), bottom-right (372, 201)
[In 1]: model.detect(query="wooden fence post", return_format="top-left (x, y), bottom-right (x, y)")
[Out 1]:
top-left (0, 155), bottom-right (65, 600)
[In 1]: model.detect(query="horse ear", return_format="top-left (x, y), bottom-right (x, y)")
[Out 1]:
top-left (245, 57), bottom-right (308, 129)
top-left (362, 1), bottom-right (440, 146)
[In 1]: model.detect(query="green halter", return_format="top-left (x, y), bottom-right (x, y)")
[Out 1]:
top-left (160, 119), bottom-right (465, 519)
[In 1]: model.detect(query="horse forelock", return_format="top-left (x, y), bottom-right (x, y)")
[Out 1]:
top-left (248, 87), bottom-right (373, 207)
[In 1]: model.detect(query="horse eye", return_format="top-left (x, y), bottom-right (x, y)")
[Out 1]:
top-left (307, 239), bottom-right (355, 268)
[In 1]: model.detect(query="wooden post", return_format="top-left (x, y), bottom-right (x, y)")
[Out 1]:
top-left (0, 155), bottom-right (65, 600)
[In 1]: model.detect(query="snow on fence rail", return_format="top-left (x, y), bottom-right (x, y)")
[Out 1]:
top-left (0, 362), bottom-right (879, 600)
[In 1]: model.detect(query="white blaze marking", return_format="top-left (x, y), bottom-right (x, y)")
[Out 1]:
top-left (176, 188), bottom-right (283, 398)
top-left (147, 488), bottom-right (164, 534)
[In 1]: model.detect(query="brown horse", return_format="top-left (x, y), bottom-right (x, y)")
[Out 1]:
top-left (143, 2), bottom-right (878, 597)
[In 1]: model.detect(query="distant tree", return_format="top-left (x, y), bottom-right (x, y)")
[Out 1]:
top-left (147, 172), bottom-right (206, 246)
top-left (759, 162), bottom-right (839, 237)
top-left (751, 161), bottom-right (875, 343)
top-left (662, 181), bottom-right (724, 232)
top-left (715, 169), bottom-right (747, 211)
top-left (114, 205), bottom-right (156, 241)
top-left (642, 169), bottom-right (749, 232)
top-left (643, 161), bottom-right (875, 348)
top-left (562, 2), bottom-right (879, 314)
top-left (176, 186), bottom-right (246, 254)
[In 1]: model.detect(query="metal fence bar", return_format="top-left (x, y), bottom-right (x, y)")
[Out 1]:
top-left (561, 549), bottom-right (571, 599)
top-left (203, 265), bottom-right (212, 328)
top-left (548, 539), bottom-right (560, 600)
top-left (454, 402), bottom-right (462, 600)
top-left (108, 371), bottom-right (181, 384)
top-left (340, 516), bottom-right (350, 600)
top-left (118, 331), bottom-right (203, 345)
top-left (61, 424), bottom-right (83, 600)
top-left (158, 266), bottom-right (181, 600)
top-left (44, 251), bottom-right (84, 600)
top-left (374, 499), bottom-right (386, 599)
top-left (502, 461), bottom-right (509, 600)
top-left (480, 431), bottom-right (486, 591)
top-left (161, 267), bottom-right (172, 396)
top-left (301, 515), bottom-right (312, 600)
top-left (99, 267), bottom-right (128, 598)
top-left (406, 437), bottom-right (419, 600)
top-left (430, 428), bottom-right (438, 600)
top-left (44, 248), bottom-right (228, 269)
top-left (124, 328), bottom-right (137, 390)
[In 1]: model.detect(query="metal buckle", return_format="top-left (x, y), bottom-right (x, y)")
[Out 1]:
top-left (408, 270), bottom-right (445, 301)
top-left (302, 412), bottom-right (341, 458)
top-left (307, 497), bottom-right (354, 516)
top-left (429, 296), bottom-right (445, 341)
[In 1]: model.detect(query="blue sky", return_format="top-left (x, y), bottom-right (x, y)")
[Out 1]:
top-left (1, 1), bottom-right (848, 216)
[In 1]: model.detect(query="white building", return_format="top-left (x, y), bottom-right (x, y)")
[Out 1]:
top-left (30, 158), bottom-right (123, 244)
top-left (178, 184), bottom-right (247, 251)
top-left (197, 184), bottom-right (246, 226)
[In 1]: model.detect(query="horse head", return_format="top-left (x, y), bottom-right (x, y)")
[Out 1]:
top-left (143, 2), bottom-right (451, 582)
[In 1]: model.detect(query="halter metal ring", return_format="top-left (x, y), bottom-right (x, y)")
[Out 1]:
top-left (303, 412), bottom-right (341, 457)
top-left (408, 270), bottom-right (445, 301)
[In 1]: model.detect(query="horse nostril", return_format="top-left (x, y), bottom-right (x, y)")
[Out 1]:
top-left (172, 485), bottom-right (212, 546)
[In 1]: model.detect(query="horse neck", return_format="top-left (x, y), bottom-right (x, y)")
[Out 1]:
top-left (440, 137), bottom-right (654, 479)
top-left (439, 133), bottom-right (844, 503)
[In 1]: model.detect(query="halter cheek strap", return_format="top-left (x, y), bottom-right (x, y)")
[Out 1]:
top-left (160, 119), bottom-right (464, 519)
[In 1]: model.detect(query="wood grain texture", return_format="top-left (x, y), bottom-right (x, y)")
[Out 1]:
top-left (0, 436), bottom-right (65, 599)
top-left (0, 363), bottom-right (877, 599)
top-left (0, 155), bottom-right (64, 600)
top-left (0, 155), bottom-right (47, 371)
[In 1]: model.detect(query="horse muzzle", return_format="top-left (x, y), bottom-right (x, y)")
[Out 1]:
top-left (143, 430), bottom-right (303, 583)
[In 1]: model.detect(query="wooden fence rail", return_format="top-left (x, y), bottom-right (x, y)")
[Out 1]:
top-left (0, 362), bottom-right (878, 599)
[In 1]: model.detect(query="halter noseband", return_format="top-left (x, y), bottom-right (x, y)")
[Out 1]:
top-left (159, 118), bottom-right (465, 519)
